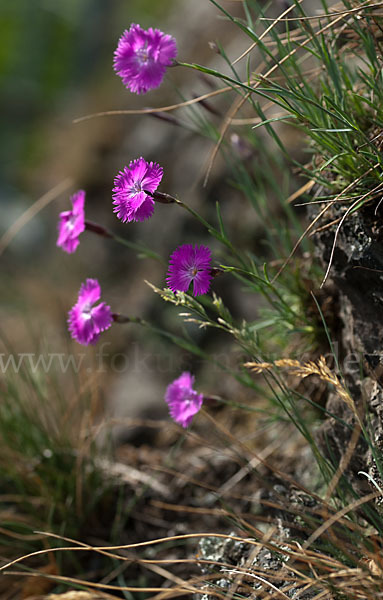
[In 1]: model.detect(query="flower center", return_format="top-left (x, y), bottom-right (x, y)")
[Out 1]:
top-left (131, 180), bottom-right (143, 194)
top-left (180, 386), bottom-right (192, 406)
top-left (136, 46), bottom-right (150, 65)
top-left (81, 304), bottom-right (93, 321)
top-left (66, 214), bottom-right (76, 231)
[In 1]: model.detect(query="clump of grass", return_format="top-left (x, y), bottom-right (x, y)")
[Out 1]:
top-left (0, 339), bottom-right (123, 594)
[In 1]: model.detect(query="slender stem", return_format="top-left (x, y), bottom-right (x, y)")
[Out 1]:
top-left (84, 220), bottom-right (165, 264)
top-left (112, 313), bottom-right (143, 324)
top-left (84, 220), bottom-right (113, 238)
top-left (112, 234), bottom-right (165, 264)
top-left (176, 199), bottom-right (248, 268)
top-left (144, 191), bottom-right (248, 269)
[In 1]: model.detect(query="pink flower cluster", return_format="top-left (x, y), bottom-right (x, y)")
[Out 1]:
top-left (56, 23), bottom-right (211, 428)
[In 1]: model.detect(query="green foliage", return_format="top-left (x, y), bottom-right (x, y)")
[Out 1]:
top-left (180, 0), bottom-right (383, 202)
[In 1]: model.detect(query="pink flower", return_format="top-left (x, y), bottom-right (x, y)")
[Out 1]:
top-left (57, 190), bottom-right (85, 253)
top-left (68, 279), bottom-right (113, 346)
top-left (112, 157), bottom-right (163, 222)
top-left (166, 244), bottom-right (212, 297)
top-left (165, 372), bottom-right (203, 428)
top-left (113, 24), bottom-right (177, 94)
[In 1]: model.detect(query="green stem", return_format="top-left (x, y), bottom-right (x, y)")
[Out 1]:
top-left (84, 220), bottom-right (165, 264)
top-left (112, 234), bottom-right (165, 264)
top-left (175, 199), bottom-right (248, 269)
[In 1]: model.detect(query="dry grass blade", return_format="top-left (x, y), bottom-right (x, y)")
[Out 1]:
top-left (203, 91), bottom-right (250, 187)
top-left (4, 569), bottom-right (202, 596)
top-left (287, 180), bottom-right (316, 204)
top-left (0, 532), bottom-right (263, 575)
top-left (45, 593), bottom-right (115, 600)
top-left (222, 567), bottom-right (291, 599)
top-left (8, 568), bottom-right (234, 600)
top-left (73, 88), bottom-right (234, 123)
top-left (325, 420), bottom-right (362, 502)
top-left (260, 1), bottom-right (382, 22)
top-left (232, 0), bottom-right (305, 65)
top-left (24, 592), bottom-right (116, 600)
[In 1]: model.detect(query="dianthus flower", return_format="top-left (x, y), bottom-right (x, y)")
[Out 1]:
top-left (113, 24), bottom-right (177, 94)
top-left (57, 190), bottom-right (85, 253)
top-left (68, 279), bottom-right (113, 346)
top-left (166, 244), bottom-right (212, 297)
top-left (165, 372), bottom-right (203, 428)
top-left (112, 157), bottom-right (163, 222)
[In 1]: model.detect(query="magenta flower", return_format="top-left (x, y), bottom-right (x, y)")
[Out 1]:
top-left (166, 244), bottom-right (212, 297)
top-left (112, 157), bottom-right (163, 222)
top-left (57, 190), bottom-right (85, 253)
top-left (68, 279), bottom-right (113, 346)
top-left (165, 372), bottom-right (203, 428)
top-left (113, 24), bottom-right (177, 94)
